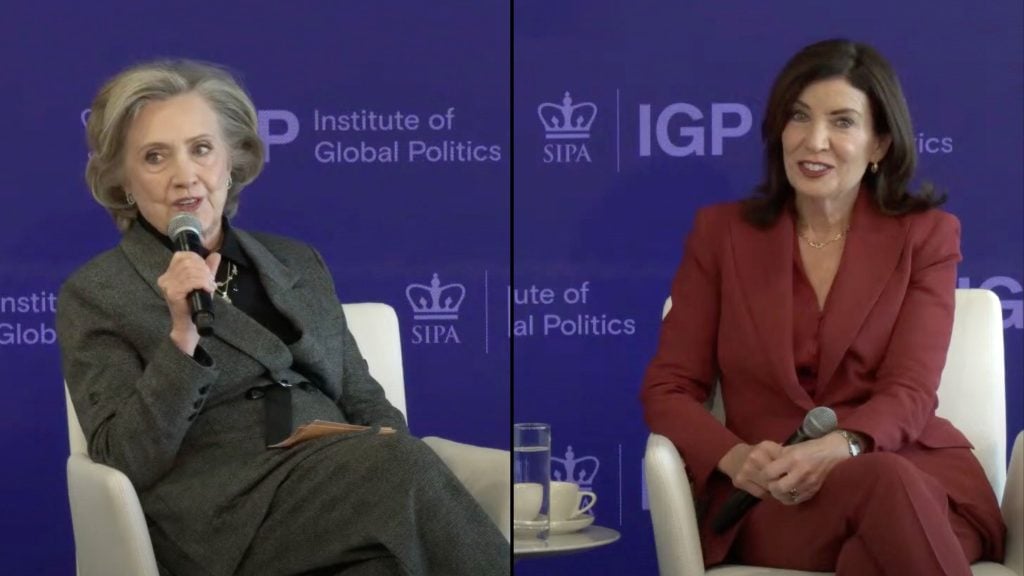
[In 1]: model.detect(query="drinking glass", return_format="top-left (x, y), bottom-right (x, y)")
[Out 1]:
top-left (513, 423), bottom-right (551, 542)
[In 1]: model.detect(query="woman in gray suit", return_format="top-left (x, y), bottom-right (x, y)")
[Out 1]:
top-left (57, 60), bottom-right (509, 576)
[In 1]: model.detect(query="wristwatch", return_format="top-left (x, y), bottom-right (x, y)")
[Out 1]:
top-left (837, 429), bottom-right (863, 457)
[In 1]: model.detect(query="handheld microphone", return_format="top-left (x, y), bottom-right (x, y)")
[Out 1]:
top-left (711, 406), bottom-right (837, 534)
top-left (167, 213), bottom-right (215, 336)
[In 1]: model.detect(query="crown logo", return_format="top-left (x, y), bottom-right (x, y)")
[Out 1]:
top-left (406, 273), bottom-right (466, 320)
top-left (551, 445), bottom-right (600, 490)
top-left (537, 92), bottom-right (597, 140)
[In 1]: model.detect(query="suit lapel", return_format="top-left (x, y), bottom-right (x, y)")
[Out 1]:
top-left (119, 222), bottom-right (173, 302)
top-left (815, 191), bottom-right (905, 392)
top-left (232, 230), bottom-right (304, 329)
top-left (731, 207), bottom-right (812, 409)
top-left (211, 303), bottom-right (293, 372)
top-left (216, 229), bottom-right (309, 371)
top-left (231, 230), bottom-right (331, 371)
top-left (233, 230), bottom-right (299, 292)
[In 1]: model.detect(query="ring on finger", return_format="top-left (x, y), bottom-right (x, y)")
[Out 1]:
top-left (787, 488), bottom-right (799, 502)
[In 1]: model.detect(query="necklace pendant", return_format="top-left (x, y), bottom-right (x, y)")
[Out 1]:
top-left (215, 262), bottom-right (238, 304)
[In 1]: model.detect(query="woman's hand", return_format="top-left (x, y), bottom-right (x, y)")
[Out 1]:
top-left (761, 432), bottom-right (850, 505)
top-left (157, 251), bottom-right (221, 355)
top-left (717, 440), bottom-right (785, 499)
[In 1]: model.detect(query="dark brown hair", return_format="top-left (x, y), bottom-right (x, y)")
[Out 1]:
top-left (743, 39), bottom-right (944, 227)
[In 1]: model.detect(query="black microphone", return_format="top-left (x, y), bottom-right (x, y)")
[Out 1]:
top-left (711, 406), bottom-right (837, 534)
top-left (167, 213), bottom-right (215, 336)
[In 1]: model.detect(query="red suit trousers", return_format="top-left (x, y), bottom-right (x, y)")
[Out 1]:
top-left (732, 452), bottom-right (987, 576)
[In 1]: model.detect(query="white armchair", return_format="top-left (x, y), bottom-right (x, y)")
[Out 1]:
top-left (65, 302), bottom-right (510, 576)
top-left (645, 289), bottom-right (1024, 576)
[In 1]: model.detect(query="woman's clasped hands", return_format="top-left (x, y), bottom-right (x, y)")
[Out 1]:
top-left (719, 432), bottom-right (850, 505)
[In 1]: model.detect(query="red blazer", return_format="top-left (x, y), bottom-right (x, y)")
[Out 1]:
top-left (641, 190), bottom-right (1005, 564)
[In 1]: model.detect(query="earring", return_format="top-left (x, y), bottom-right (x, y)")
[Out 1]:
top-left (226, 175), bottom-right (233, 191)
top-left (870, 162), bottom-right (879, 174)
top-left (126, 192), bottom-right (136, 206)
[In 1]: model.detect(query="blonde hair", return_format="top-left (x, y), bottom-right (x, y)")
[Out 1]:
top-left (85, 60), bottom-right (264, 232)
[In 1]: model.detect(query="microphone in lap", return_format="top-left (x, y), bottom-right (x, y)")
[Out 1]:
top-left (167, 213), bottom-right (215, 336)
top-left (711, 406), bottom-right (838, 533)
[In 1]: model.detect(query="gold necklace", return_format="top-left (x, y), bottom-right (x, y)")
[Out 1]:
top-left (215, 262), bottom-right (238, 303)
top-left (799, 228), bottom-right (847, 249)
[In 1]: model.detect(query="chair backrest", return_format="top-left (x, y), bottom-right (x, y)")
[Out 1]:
top-left (340, 302), bottom-right (408, 418)
top-left (66, 385), bottom-right (88, 456)
top-left (933, 289), bottom-right (1006, 497)
top-left (65, 302), bottom-right (409, 451)
top-left (661, 288), bottom-right (1007, 497)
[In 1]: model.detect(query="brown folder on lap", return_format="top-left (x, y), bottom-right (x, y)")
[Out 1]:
top-left (268, 419), bottom-right (396, 448)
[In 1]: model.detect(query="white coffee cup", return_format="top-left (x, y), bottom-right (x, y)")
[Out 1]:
top-left (514, 482), bottom-right (543, 522)
top-left (549, 480), bottom-right (597, 522)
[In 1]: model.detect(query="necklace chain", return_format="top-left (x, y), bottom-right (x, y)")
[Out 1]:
top-left (799, 228), bottom-right (847, 249)
top-left (215, 262), bottom-right (238, 303)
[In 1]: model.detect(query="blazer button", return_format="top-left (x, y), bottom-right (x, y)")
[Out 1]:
top-left (246, 387), bottom-right (265, 400)
top-left (193, 399), bottom-right (203, 409)
top-left (198, 385), bottom-right (210, 395)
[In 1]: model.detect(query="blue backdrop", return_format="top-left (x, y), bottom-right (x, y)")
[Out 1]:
top-left (514, 2), bottom-right (1023, 575)
top-left (0, 2), bottom-right (508, 573)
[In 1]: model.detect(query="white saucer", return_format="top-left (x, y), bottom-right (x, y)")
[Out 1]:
top-left (513, 514), bottom-right (596, 537)
top-left (550, 514), bottom-right (595, 535)
top-left (513, 515), bottom-right (548, 538)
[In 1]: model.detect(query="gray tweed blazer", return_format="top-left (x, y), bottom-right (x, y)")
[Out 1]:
top-left (57, 222), bottom-right (409, 576)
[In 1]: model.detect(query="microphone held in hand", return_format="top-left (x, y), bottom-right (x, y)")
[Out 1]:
top-left (167, 213), bottom-right (215, 336)
top-left (710, 406), bottom-right (838, 534)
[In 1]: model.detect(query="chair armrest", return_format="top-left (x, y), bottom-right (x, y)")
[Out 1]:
top-left (67, 454), bottom-right (159, 576)
top-left (422, 436), bottom-right (511, 542)
top-left (1004, 431), bottom-right (1024, 576)
top-left (645, 433), bottom-right (707, 576)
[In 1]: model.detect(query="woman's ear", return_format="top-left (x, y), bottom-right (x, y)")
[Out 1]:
top-left (873, 134), bottom-right (893, 163)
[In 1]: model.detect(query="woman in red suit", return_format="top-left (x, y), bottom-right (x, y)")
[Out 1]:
top-left (640, 39), bottom-right (1005, 575)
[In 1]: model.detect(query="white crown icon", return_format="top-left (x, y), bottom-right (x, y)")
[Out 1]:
top-left (406, 273), bottom-right (466, 321)
top-left (551, 445), bottom-right (600, 490)
top-left (537, 92), bottom-right (597, 140)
